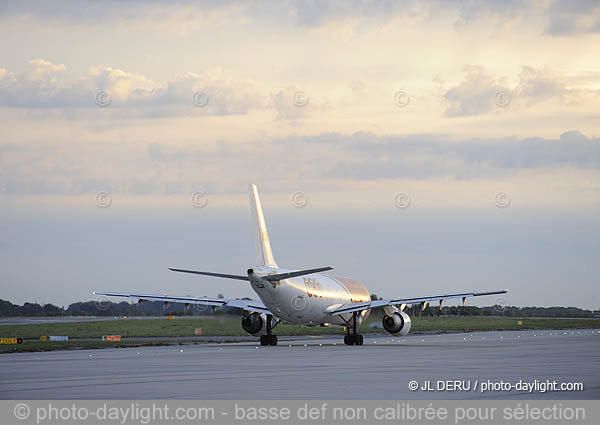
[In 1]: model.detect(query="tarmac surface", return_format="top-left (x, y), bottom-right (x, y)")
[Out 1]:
top-left (1, 329), bottom-right (599, 400)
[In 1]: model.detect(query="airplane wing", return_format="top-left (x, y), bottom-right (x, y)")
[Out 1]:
top-left (328, 290), bottom-right (508, 315)
top-left (93, 291), bottom-right (272, 315)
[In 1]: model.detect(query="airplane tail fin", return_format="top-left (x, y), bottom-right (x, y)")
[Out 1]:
top-left (249, 184), bottom-right (278, 267)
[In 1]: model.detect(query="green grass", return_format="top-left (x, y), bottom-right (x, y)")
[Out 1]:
top-left (1, 315), bottom-right (597, 353)
top-left (408, 316), bottom-right (599, 333)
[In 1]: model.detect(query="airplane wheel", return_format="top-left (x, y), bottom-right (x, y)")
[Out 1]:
top-left (260, 335), bottom-right (269, 346)
top-left (344, 334), bottom-right (354, 345)
top-left (270, 335), bottom-right (278, 346)
top-left (356, 335), bottom-right (364, 346)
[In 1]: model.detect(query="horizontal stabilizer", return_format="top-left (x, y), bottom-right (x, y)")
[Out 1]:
top-left (263, 266), bottom-right (333, 281)
top-left (168, 268), bottom-right (249, 281)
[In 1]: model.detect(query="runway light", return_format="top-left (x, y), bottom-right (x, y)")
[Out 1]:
top-left (421, 339), bottom-right (424, 342)
top-left (319, 343), bottom-right (322, 346)
top-left (180, 349), bottom-right (183, 353)
top-left (288, 345), bottom-right (292, 348)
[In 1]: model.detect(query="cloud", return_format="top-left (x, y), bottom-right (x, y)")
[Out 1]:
top-left (515, 66), bottom-right (568, 103)
top-left (2, 131), bottom-right (598, 197)
top-left (0, 1), bottom-right (244, 27)
top-left (281, 131), bottom-right (600, 180)
top-left (0, 0), bottom-right (549, 33)
top-left (545, 0), bottom-right (600, 35)
top-left (270, 86), bottom-right (330, 121)
top-left (443, 65), bottom-right (600, 117)
top-left (350, 80), bottom-right (367, 96)
top-left (4, 0), bottom-right (598, 43)
top-left (0, 59), bottom-right (77, 107)
top-left (0, 60), bottom-right (267, 116)
top-left (443, 65), bottom-right (508, 117)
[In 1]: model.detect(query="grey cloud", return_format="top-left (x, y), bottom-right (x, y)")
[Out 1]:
top-left (5, 0), bottom-right (598, 39)
top-left (282, 131), bottom-right (600, 180)
top-left (0, 60), bottom-right (267, 117)
top-left (270, 86), bottom-right (330, 121)
top-left (2, 131), bottom-right (598, 196)
top-left (443, 65), bottom-right (598, 117)
top-left (0, 0), bottom-right (239, 23)
top-left (443, 65), bottom-right (506, 117)
top-left (516, 66), bottom-right (567, 102)
top-left (545, 0), bottom-right (600, 35)
top-left (350, 80), bottom-right (367, 96)
top-left (0, 0), bottom-right (550, 31)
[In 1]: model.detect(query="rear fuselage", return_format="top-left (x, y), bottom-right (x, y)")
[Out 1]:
top-left (249, 266), bottom-right (371, 326)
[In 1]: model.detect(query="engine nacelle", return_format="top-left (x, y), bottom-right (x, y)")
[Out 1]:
top-left (382, 311), bottom-right (412, 336)
top-left (241, 312), bottom-right (268, 336)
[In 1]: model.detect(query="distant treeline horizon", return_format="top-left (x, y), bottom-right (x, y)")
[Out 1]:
top-left (1, 298), bottom-right (598, 319)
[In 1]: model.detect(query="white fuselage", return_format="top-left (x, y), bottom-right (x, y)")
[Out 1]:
top-left (249, 266), bottom-right (371, 326)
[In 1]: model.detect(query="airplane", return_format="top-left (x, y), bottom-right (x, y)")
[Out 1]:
top-left (96, 184), bottom-right (507, 346)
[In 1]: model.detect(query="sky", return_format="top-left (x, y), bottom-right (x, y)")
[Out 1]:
top-left (0, 0), bottom-right (599, 309)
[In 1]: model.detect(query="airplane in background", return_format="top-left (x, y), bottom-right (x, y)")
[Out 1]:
top-left (96, 184), bottom-right (507, 346)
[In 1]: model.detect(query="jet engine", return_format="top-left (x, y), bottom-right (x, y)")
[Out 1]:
top-left (382, 311), bottom-right (412, 336)
top-left (241, 312), bottom-right (268, 336)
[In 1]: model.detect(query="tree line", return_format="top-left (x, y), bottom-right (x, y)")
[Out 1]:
top-left (1, 298), bottom-right (598, 318)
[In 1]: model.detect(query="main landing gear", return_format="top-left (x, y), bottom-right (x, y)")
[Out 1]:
top-left (344, 311), bottom-right (364, 346)
top-left (260, 314), bottom-right (278, 346)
